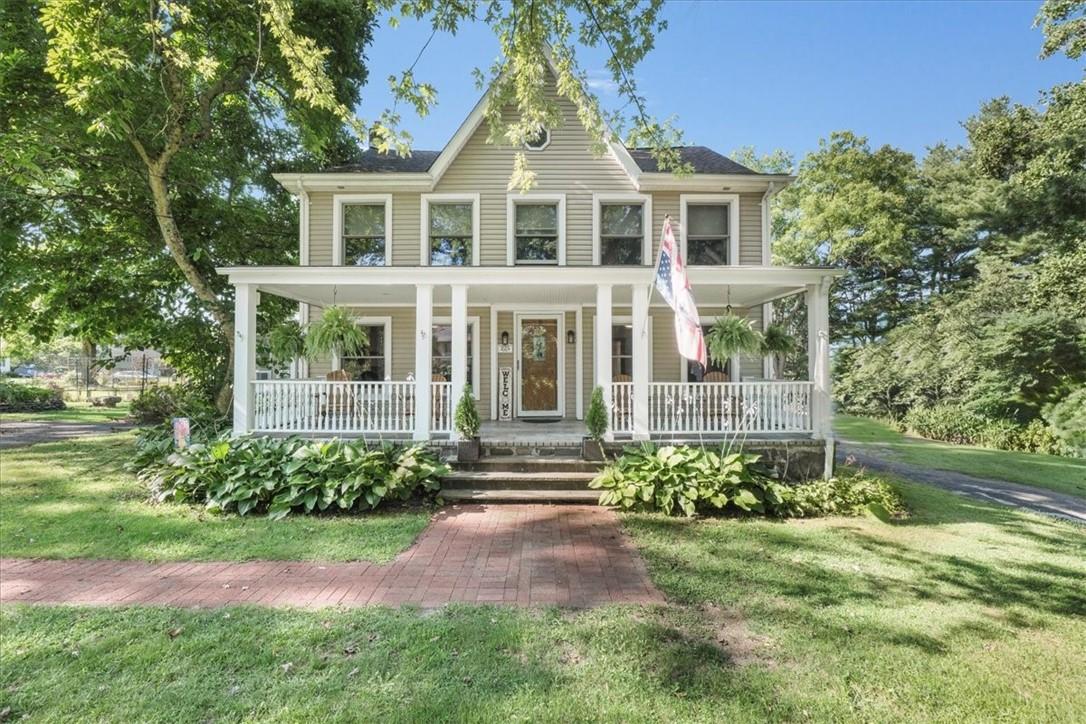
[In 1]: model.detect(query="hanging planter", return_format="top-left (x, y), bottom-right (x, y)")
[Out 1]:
top-left (706, 314), bottom-right (764, 367)
top-left (304, 306), bottom-right (368, 361)
top-left (760, 323), bottom-right (797, 379)
top-left (267, 320), bottom-right (306, 367)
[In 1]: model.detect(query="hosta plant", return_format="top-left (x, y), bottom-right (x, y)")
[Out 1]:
top-left (590, 443), bottom-right (789, 517)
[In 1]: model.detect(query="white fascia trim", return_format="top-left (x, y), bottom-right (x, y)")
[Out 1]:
top-left (679, 194), bottom-right (741, 267)
top-left (296, 181), bottom-right (311, 266)
top-left (332, 194), bottom-right (392, 267)
top-left (420, 193), bottom-right (481, 267)
top-left (637, 173), bottom-right (796, 192)
top-left (592, 193), bottom-right (653, 267)
top-left (217, 265), bottom-right (845, 288)
top-left (332, 315), bottom-right (392, 377)
top-left (274, 172), bottom-right (432, 193)
top-left (505, 192), bottom-right (567, 266)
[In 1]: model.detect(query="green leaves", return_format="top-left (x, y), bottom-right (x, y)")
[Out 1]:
top-left (304, 306), bottom-right (368, 361)
top-left (588, 443), bottom-right (787, 518)
top-left (584, 386), bottom-right (608, 441)
top-left (142, 435), bottom-right (448, 519)
top-left (454, 385), bottom-right (481, 439)
top-left (705, 315), bottom-right (764, 368)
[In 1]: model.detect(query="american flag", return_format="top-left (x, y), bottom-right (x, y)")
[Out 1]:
top-left (654, 216), bottom-right (707, 368)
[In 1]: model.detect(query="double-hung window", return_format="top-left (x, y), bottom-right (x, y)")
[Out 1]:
top-left (342, 204), bottom-right (386, 266)
top-left (597, 199), bottom-right (649, 265)
top-left (334, 195), bottom-right (390, 266)
top-left (340, 321), bottom-right (388, 381)
top-left (509, 197), bottom-right (564, 264)
top-left (431, 319), bottom-right (479, 396)
top-left (686, 204), bottom-right (729, 265)
top-left (429, 203), bottom-right (474, 266)
top-left (680, 195), bottom-right (739, 266)
top-left (612, 324), bottom-right (633, 378)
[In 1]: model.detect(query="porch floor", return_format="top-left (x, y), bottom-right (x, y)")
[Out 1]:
top-left (480, 420), bottom-right (585, 444)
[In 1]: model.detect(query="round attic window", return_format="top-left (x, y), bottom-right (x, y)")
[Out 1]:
top-left (525, 128), bottom-right (550, 151)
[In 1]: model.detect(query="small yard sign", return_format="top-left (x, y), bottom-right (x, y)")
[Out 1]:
top-left (172, 417), bottom-right (191, 449)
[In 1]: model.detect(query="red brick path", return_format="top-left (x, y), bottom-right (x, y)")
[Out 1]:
top-left (0, 505), bottom-right (664, 609)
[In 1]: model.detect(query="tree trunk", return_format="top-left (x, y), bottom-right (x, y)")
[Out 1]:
top-left (140, 159), bottom-right (236, 415)
top-left (82, 339), bottom-right (96, 400)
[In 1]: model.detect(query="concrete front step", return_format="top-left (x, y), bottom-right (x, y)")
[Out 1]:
top-left (450, 456), bottom-right (604, 474)
top-left (443, 470), bottom-right (597, 491)
top-left (440, 488), bottom-right (602, 503)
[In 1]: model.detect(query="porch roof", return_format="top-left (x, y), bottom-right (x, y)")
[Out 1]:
top-left (216, 265), bottom-right (844, 308)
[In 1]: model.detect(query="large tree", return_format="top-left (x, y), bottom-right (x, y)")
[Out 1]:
top-left (4, 0), bottom-right (687, 411)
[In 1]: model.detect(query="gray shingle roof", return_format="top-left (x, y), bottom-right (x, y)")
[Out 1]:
top-left (628, 146), bottom-right (759, 175)
top-left (323, 149), bottom-right (441, 173)
top-left (321, 145), bottom-right (761, 175)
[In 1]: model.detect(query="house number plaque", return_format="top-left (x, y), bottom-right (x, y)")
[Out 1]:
top-left (499, 366), bottom-right (513, 420)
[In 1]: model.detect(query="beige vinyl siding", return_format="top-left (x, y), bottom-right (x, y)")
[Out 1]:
top-left (392, 193), bottom-right (422, 265)
top-left (307, 192), bottom-right (334, 265)
top-left (306, 305), bottom-right (490, 416)
top-left (739, 194), bottom-right (763, 264)
top-left (434, 81), bottom-right (636, 266)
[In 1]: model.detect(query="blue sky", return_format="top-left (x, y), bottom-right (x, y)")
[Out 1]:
top-left (357, 1), bottom-right (1082, 164)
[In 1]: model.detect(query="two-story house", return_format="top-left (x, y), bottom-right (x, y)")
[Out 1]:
top-left (218, 66), bottom-right (841, 477)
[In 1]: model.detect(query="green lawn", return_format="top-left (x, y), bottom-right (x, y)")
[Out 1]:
top-left (0, 433), bottom-right (431, 562)
top-left (1, 401), bottom-right (132, 423)
top-left (836, 414), bottom-right (1086, 499)
top-left (2, 443), bottom-right (1085, 720)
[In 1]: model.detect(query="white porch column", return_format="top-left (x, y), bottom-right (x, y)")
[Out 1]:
top-left (450, 284), bottom-right (468, 441)
top-left (631, 284), bottom-right (650, 440)
top-left (594, 284), bottom-right (613, 441)
top-left (232, 283), bottom-right (258, 436)
top-left (806, 280), bottom-right (833, 476)
top-left (414, 284), bottom-right (433, 441)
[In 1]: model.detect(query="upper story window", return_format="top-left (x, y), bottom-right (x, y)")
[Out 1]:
top-left (525, 128), bottom-right (550, 151)
top-left (507, 194), bottom-right (565, 266)
top-left (342, 204), bottom-right (386, 266)
top-left (599, 203), bottom-right (645, 265)
top-left (422, 194), bottom-right (479, 266)
top-left (680, 194), bottom-right (739, 266)
top-left (429, 203), bottom-right (473, 265)
top-left (686, 204), bottom-right (729, 265)
top-left (334, 194), bottom-right (391, 266)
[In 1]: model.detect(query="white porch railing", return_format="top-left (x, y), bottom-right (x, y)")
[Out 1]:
top-left (609, 381), bottom-right (814, 436)
top-left (251, 380), bottom-right (453, 435)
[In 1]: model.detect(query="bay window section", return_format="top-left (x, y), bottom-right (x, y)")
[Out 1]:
top-left (429, 203), bottom-right (473, 266)
top-left (600, 203), bottom-right (644, 265)
top-left (340, 323), bottom-right (387, 381)
top-left (686, 204), bottom-right (729, 265)
top-left (514, 203), bottom-right (559, 264)
top-left (342, 204), bottom-right (386, 266)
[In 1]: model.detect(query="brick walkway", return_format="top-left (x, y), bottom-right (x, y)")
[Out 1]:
top-left (0, 505), bottom-right (664, 609)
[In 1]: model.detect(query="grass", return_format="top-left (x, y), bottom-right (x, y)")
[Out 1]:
top-left (0, 433), bottom-right (431, 562)
top-left (836, 414), bottom-right (1086, 500)
top-left (2, 448), bottom-right (1085, 720)
top-left (0, 401), bottom-right (132, 423)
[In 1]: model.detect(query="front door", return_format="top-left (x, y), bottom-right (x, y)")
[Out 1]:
top-left (516, 315), bottom-right (561, 417)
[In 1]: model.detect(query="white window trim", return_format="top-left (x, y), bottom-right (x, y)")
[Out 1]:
top-left (679, 194), bottom-right (741, 267)
top-left (420, 193), bottom-right (481, 266)
top-left (592, 193), bottom-right (653, 267)
top-left (505, 193), bottom-right (566, 266)
top-left (432, 315), bottom-right (481, 399)
top-left (612, 315), bottom-right (653, 381)
top-left (524, 128), bottom-right (551, 151)
top-left (332, 194), bottom-right (392, 267)
top-left (332, 316), bottom-right (393, 380)
top-left (677, 314), bottom-right (740, 382)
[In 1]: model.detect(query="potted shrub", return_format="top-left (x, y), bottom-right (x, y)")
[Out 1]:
top-left (454, 384), bottom-right (481, 461)
top-left (304, 306), bottom-right (368, 362)
top-left (583, 386), bottom-right (608, 461)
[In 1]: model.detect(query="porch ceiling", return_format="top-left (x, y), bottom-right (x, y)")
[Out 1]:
top-left (219, 265), bottom-right (844, 308)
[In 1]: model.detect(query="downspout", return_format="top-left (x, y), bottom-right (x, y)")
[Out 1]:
top-left (760, 181), bottom-right (779, 379)
top-left (295, 179), bottom-right (311, 379)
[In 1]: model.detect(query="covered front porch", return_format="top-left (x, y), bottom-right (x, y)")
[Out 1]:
top-left (219, 265), bottom-right (839, 455)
